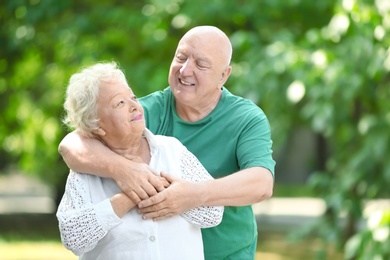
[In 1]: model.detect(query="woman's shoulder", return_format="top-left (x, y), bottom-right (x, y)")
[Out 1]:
top-left (144, 129), bottom-right (184, 150)
top-left (154, 134), bottom-right (183, 148)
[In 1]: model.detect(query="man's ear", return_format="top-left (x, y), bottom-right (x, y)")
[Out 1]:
top-left (219, 66), bottom-right (232, 85)
top-left (93, 128), bottom-right (106, 136)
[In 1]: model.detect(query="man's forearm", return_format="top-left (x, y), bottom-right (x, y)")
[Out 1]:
top-left (59, 131), bottom-right (121, 179)
top-left (58, 131), bottom-right (166, 203)
top-left (137, 167), bottom-right (274, 220)
top-left (198, 167), bottom-right (274, 207)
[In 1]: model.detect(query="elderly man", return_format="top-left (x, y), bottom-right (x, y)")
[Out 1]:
top-left (59, 26), bottom-right (275, 259)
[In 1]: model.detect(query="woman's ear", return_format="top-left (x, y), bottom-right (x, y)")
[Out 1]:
top-left (93, 128), bottom-right (106, 136)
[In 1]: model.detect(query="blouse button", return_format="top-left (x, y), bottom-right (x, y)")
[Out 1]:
top-left (149, 236), bottom-right (156, 242)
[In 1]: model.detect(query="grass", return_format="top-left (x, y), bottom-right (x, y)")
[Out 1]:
top-left (0, 241), bottom-right (76, 260)
top-left (0, 237), bottom-right (343, 260)
top-left (0, 234), bottom-right (343, 260)
top-left (0, 213), bottom-right (76, 260)
top-left (0, 213), bottom-right (343, 260)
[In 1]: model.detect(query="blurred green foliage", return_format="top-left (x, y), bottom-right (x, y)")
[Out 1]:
top-left (345, 209), bottom-right (390, 259)
top-left (1, 0), bottom-right (389, 258)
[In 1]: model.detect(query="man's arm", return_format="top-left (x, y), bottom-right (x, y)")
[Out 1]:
top-left (58, 131), bottom-right (166, 203)
top-left (138, 166), bottom-right (273, 220)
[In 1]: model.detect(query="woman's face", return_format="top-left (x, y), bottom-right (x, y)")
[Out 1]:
top-left (96, 78), bottom-right (145, 145)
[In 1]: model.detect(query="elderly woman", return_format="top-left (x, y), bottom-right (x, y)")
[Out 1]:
top-left (56, 62), bottom-right (223, 260)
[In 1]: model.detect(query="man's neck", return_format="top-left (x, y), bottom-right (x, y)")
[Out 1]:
top-left (176, 89), bottom-right (222, 122)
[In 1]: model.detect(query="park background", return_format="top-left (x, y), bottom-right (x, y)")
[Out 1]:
top-left (0, 0), bottom-right (389, 259)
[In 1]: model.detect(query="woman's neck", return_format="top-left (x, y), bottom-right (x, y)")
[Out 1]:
top-left (100, 135), bottom-right (151, 164)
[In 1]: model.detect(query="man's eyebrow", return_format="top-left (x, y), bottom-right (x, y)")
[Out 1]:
top-left (175, 50), bottom-right (186, 56)
top-left (175, 50), bottom-right (211, 65)
top-left (198, 56), bottom-right (212, 65)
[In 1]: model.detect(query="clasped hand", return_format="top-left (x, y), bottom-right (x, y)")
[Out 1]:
top-left (137, 172), bottom-right (199, 221)
top-left (115, 159), bottom-right (199, 221)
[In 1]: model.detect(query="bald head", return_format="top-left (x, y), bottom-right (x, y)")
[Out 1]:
top-left (179, 26), bottom-right (232, 67)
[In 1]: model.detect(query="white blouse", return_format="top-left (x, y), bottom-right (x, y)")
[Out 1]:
top-left (56, 129), bottom-right (223, 260)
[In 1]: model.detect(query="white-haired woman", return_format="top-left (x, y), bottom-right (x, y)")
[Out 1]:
top-left (56, 62), bottom-right (223, 260)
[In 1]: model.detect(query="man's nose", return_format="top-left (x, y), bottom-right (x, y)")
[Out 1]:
top-left (180, 60), bottom-right (194, 76)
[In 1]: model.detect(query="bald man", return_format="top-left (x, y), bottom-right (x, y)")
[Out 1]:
top-left (59, 26), bottom-right (275, 259)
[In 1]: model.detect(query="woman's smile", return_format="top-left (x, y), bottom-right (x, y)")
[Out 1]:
top-left (131, 114), bottom-right (143, 121)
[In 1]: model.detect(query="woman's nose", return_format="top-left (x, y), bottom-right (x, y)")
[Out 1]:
top-left (128, 102), bottom-right (137, 111)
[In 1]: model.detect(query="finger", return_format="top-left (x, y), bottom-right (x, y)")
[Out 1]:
top-left (153, 209), bottom-right (173, 220)
top-left (141, 211), bottom-right (160, 220)
top-left (159, 177), bottom-right (170, 188)
top-left (160, 172), bottom-right (176, 183)
top-left (148, 174), bottom-right (165, 193)
top-left (152, 213), bottom-right (173, 221)
top-left (126, 190), bottom-right (142, 205)
top-left (138, 192), bottom-right (165, 208)
top-left (116, 178), bottom-right (149, 201)
top-left (138, 204), bottom-right (159, 214)
top-left (129, 182), bottom-right (154, 200)
top-left (147, 166), bottom-right (159, 176)
top-left (142, 209), bottom-right (172, 220)
top-left (137, 202), bottom-right (158, 213)
top-left (141, 181), bottom-right (159, 197)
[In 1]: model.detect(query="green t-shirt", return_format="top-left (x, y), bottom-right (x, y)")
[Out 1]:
top-left (140, 87), bottom-right (275, 259)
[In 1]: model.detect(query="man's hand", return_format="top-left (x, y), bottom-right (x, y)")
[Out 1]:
top-left (137, 172), bottom-right (201, 221)
top-left (115, 162), bottom-right (168, 204)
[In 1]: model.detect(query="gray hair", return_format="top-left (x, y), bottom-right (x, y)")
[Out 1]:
top-left (63, 62), bottom-right (127, 135)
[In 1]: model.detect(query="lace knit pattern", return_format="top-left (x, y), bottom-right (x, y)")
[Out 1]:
top-left (179, 147), bottom-right (224, 228)
top-left (57, 172), bottom-right (108, 255)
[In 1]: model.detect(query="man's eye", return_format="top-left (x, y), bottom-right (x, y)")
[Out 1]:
top-left (116, 101), bottom-right (124, 107)
top-left (197, 63), bottom-right (208, 69)
top-left (176, 56), bottom-right (186, 62)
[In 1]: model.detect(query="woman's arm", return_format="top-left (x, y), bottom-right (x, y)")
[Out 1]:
top-left (56, 171), bottom-right (135, 255)
top-left (59, 131), bottom-right (166, 203)
top-left (177, 148), bottom-right (224, 228)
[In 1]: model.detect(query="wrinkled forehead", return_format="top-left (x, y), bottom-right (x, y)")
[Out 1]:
top-left (179, 33), bottom-right (229, 62)
top-left (99, 78), bottom-right (132, 100)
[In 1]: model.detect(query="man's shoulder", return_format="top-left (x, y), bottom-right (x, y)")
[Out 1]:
top-left (140, 87), bottom-right (171, 100)
top-left (140, 88), bottom-right (173, 110)
top-left (223, 87), bottom-right (257, 104)
top-left (223, 88), bottom-right (264, 113)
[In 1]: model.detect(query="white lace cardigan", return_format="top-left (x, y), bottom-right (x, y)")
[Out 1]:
top-left (56, 129), bottom-right (224, 260)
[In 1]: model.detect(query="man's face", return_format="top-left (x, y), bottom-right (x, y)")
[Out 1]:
top-left (168, 32), bottom-right (230, 109)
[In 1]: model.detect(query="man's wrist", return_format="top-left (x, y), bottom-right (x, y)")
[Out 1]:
top-left (195, 181), bottom-right (211, 206)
